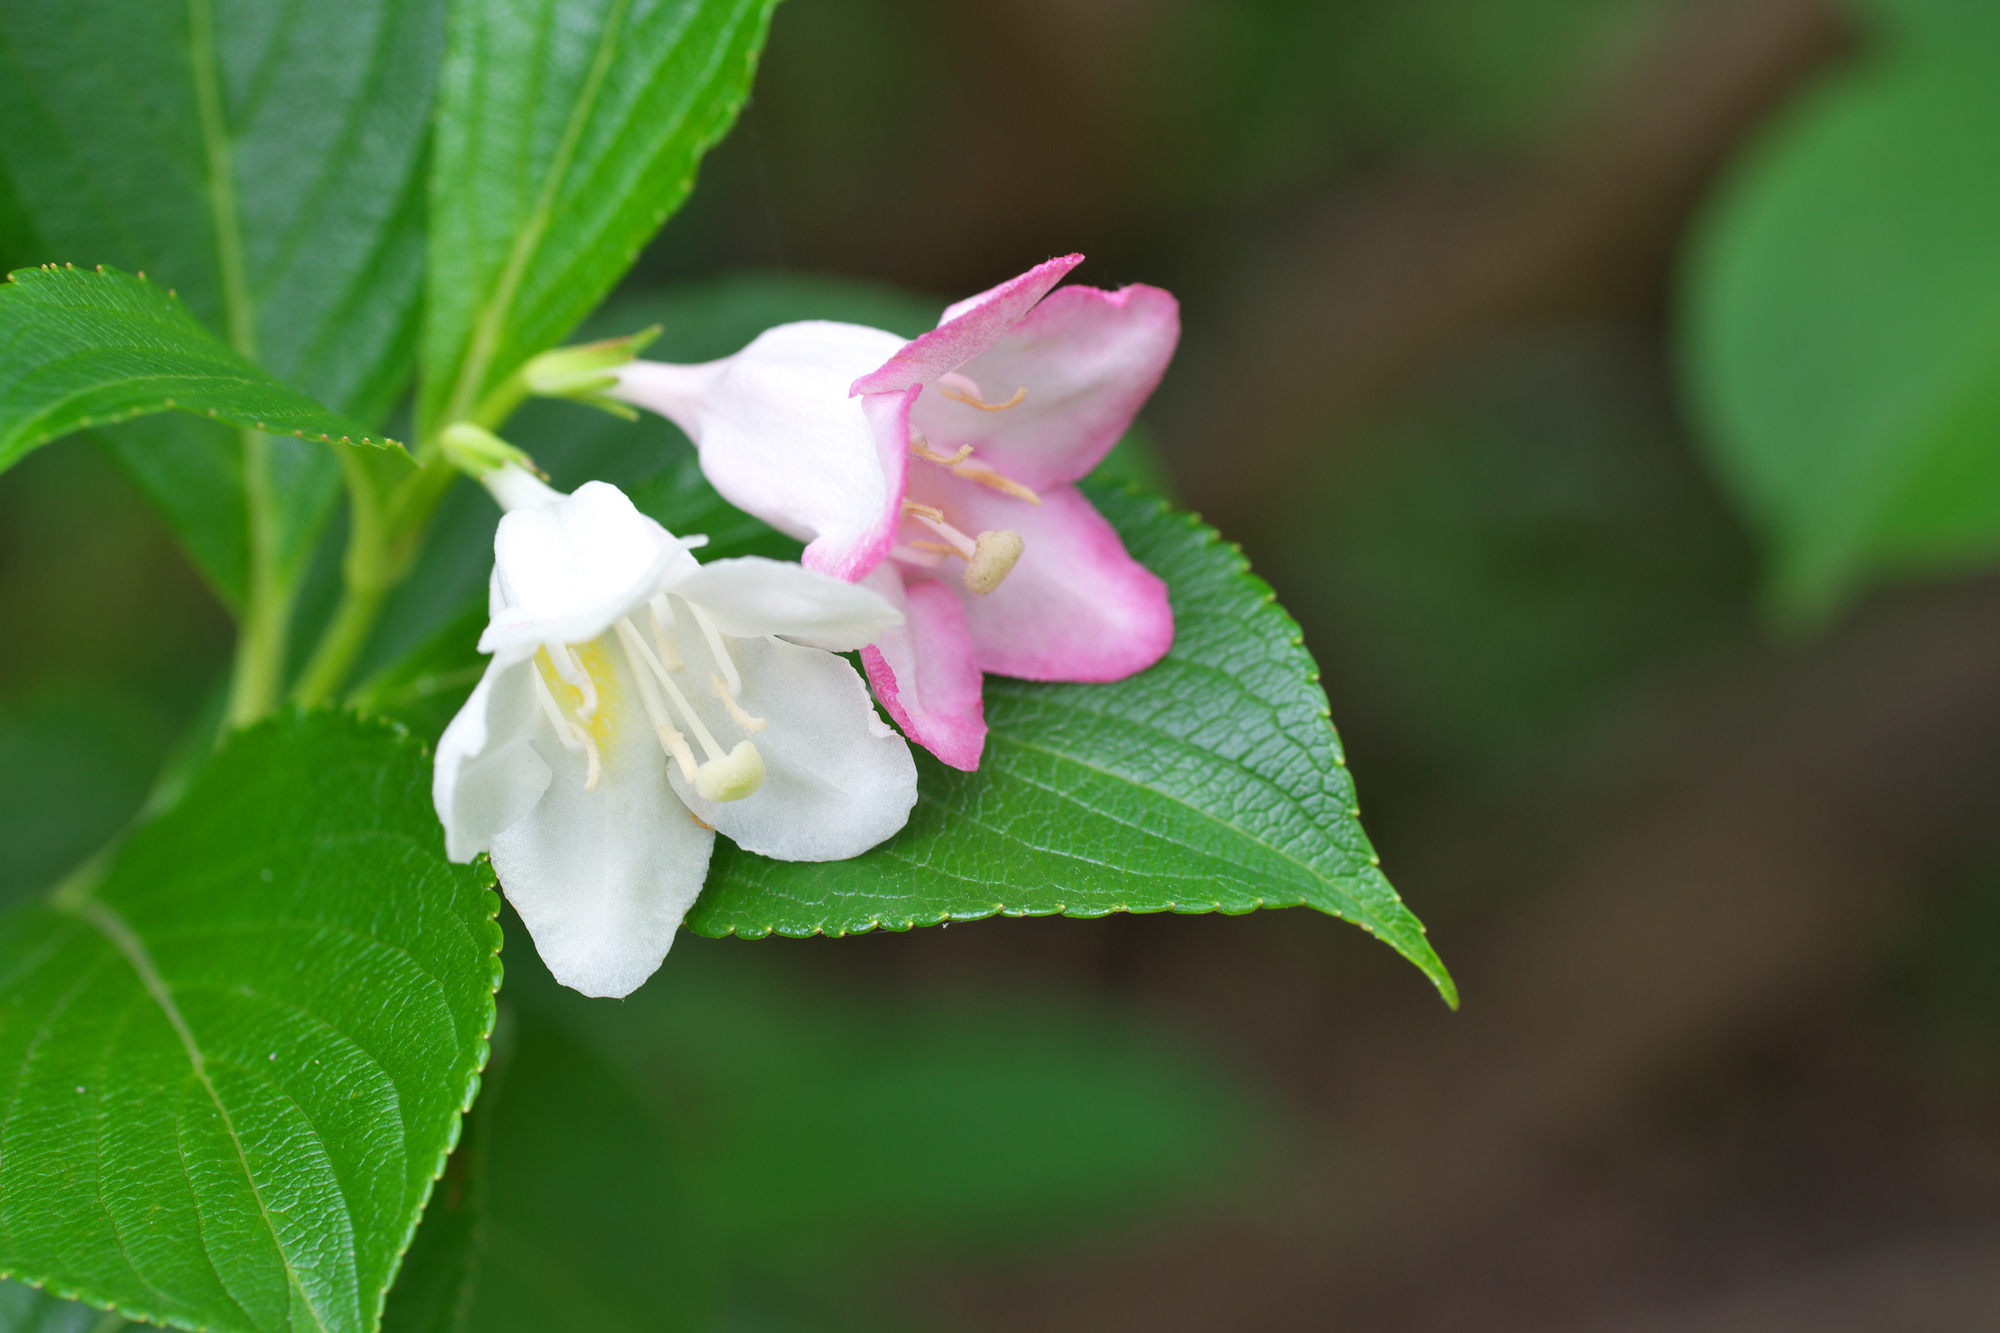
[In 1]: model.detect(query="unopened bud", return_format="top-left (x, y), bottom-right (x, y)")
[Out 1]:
top-left (520, 326), bottom-right (663, 419)
top-left (440, 422), bottom-right (539, 478)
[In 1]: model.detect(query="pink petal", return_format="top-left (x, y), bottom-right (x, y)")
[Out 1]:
top-left (903, 469), bottom-right (1172, 682)
top-left (849, 254), bottom-right (1084, 397)
top-left (824, 384), bottom-right (917, 580)
top-left (859, 565), bottom-right (987, 770)
top-left (908, 283), bottom-right (1179, 491)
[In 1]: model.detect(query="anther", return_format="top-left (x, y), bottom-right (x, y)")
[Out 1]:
top-left (694, 740), bottom-right (765, 803)
top-left (954, 462), bottom-right (1041, 505)
top-left (963, 530), bottom-right (1025, 594)
top-left (713, 675), bottom-right (767, 733)
top-left (938, 372), bottom-right (1027, 411)
top-left (909, 430), bottom-right (975, 466)
top-left (904, 507), bottom-right (1026, 595)
top-left (901, 499), bottom-right (945, 523)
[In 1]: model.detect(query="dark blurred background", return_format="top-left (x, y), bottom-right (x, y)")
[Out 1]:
top-left (11, 0), bottom-right (2000, 1328)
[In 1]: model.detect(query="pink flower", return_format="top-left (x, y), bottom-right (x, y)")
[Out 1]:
top-left (609, 254), bottom-right (1179, 769)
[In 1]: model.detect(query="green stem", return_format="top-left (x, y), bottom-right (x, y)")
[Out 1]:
top-left (225, 427), bottom-right (290, 726)
top-left (293, 578), bottom-right (390, 707)
top-left (293, 453), bottom-right (462, 706)
top-left (193, 0), bottom-right (297, 727)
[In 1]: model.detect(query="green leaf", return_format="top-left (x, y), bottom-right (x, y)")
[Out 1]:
top-left (0, 266), bottom-right (402, 471)
top-left (691, 481), bottom-right (1455, 1004)
top-left (0, 0), bottom-right (443, 602)
top-left (1681, 40), bottom-right (2000, 618)
top-left (0, 711), bottom-right (502, 1333)
top-left (421, 0), bottom-right (781, 434)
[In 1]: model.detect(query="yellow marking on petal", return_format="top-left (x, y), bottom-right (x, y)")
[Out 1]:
top-left (689, 810), bottom-right (715, 830)
top-left (535, 642), bottom-right (621, 751)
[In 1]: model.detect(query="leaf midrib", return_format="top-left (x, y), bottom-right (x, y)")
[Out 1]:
top-left (76, 900), bottom-right (341, 1333)
top-left (442, 0), bottom-right (636, 429)
top-left (185, 0), bottom-right (255, 361)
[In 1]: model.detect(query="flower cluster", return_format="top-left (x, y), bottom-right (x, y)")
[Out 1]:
top-left (436, 256), bottom-right (1179, 995)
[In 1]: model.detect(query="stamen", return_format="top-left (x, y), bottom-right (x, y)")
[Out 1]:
top-left (938, 372), bottom-right (1027, 411)
top-left (954, 462), bottom-right (1042, 505)
top-left (689, 810), bottom-right (715, 830)
top-left (890, 542), bottom-right (947, 568)
top-left (531, 663), bottom-right (602, 792)
top-left (909, 430), bottom-right (975, 467)
top-left (713, 675), bottom-right (767, 733)
top-left (613, 621), bottom-right (698, 781)
top-left (618, 617), bottom-right (727, 762)
top-left (940, 385), bottom-right (1027, 411)
top-left (648, 594), bottom-right (682, 671)
top-left (531, 668), bottom-right (583, 752)
top-left (687, 602), bottom-right (741, 698)
top-left (546, 642), bottom-right (600, 720)
top-left (622, 612), bottom-right (765, 802)
top-left (904, 507), bottom-right (1026, 594)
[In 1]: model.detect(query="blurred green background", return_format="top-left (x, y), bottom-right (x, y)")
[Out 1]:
top-left (11, 0), bottom-right (2000, 1327)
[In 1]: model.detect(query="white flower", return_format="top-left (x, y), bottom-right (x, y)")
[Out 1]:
top-left (433, 465), bottom-right (917, 998)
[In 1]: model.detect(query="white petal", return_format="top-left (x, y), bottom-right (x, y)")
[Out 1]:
top-left (613, 323), bottom-right (911, 581)
top-left (490, 637), bottom-right (716, 998)
top-left (669, 556), bottom-right (904, 651)
top-left (481, 480), bottom-right (699, 662)
top-left (433, 658), bottom-right (553, 863)
top-left (669, 635), bottom-right (917, 861)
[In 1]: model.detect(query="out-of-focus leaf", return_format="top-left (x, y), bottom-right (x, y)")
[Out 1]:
top-left (0, 1278), bottom-right (124, 1333)
top-left (420, 0), bottom-right (780, 434)
top-left (1682, 35), bottom-right (2000, 618)
top-left (0, 0), bottom-right (442, 603)
top-left (0, 266), bottom-right (401, 470)
top-left (0, 689), bottom-right (171, 910)
top-left (0, 711), bottom-right (501, 1333)
top-left (692, 482), bottom-right (1455, 1004)
top-left (1287, 329), bottom-right (1750, 782)
top-left (487, 923), bottom-right (1265, 1324)
top-left (382, 998), bottom-right (717, 1333)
